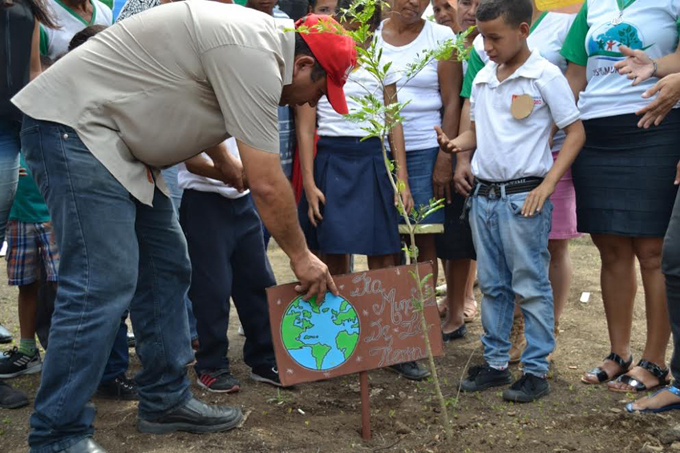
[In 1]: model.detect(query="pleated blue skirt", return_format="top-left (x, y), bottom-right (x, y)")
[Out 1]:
top-left (298, 136), bottom-right (400, 255)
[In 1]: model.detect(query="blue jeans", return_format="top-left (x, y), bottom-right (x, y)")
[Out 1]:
top-left (0, 119), bottom-right (20, 244)
top-left (469, 185), bottom-right (555, 376)
top-left (101, 316), bottom-right (130, 383)
top-left (160, 166), bottom-right (198, 341)
top-left (21, 117), bottom-right (194, 452)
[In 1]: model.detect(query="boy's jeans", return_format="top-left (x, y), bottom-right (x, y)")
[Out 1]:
top-left (21, 117), bottom-right (194, 452)
top-left (469, 185), bottom-right (555, 377)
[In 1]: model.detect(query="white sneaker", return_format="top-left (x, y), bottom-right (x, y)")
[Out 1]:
top-left (0, 241), bottom-right (6, 257)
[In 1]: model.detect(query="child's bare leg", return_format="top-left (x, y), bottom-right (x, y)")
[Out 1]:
top-left (18, 282), bottom-right (39, 342)
top-left (324, 254), bottom-right (351, 276)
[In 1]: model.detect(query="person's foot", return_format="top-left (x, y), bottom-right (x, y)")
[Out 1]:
top-left (0, 380), bottom-right (28, 409)
top-left (251, 366), bottom-right (283, 387)
top-left (460, 363), bottom-right (513, 392)
top-left (436, 297), bottom-right (447, 318)
top-left (0, 347), bottom-right (42, 378)
top-left (388, 361), bottom-right (431, 381)
top-left (502, 373), bottom-right (550, 403)
top-left (137, 397), bottom-right (242, 434)
top-left (95, 374), bottom-right (138, 401)
top-left (608, 361), bottom-right (669, 393)
top-left (508, 316), bottom-right (526, 364)
top-left (0, 324), bottom-right (12, 344)
top-left (626, 386), bottom-right (680, 413)
top-left (60, 437), bottom-right (107, 453)
top-left (197, 369), bottom-right (241, 393)
top-left (581, 352), bottom-right (632, 384)
top-left (463, 297), bottom-right (478, 323)
top-left (442, 323), bottom-right (467, 342)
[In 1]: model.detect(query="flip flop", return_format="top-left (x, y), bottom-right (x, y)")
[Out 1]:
top-left (625, 386), bottom-right (680, 413)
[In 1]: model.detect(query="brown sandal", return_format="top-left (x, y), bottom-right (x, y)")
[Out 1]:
top-left (463, 298), bottom-right (478, 323)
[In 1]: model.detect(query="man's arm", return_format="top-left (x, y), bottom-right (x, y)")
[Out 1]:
top-left (237, 140), bottom-right (337, 302)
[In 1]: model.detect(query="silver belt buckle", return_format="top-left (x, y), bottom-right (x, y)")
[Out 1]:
top-left (488, 184), bottom-right (499, 199)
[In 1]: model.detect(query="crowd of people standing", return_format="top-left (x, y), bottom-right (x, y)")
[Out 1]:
top-left (3, 0), bottom-right (680, 450)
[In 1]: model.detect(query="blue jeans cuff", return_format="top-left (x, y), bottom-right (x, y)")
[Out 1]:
top-left (30, 434), bottom-right (91, 453)
top-left (138, 388), bottom-right (194, 421)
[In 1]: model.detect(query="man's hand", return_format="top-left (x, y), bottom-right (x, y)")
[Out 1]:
top-left (305, 184), bottom-right (326, 227)
top-left (292, 251), bottom-right (338, 304)
top-left (433, 152), bottom-right (453, 204)
top-left (453, 154), bottom-right (474, 196)
top-left (636, 72), bottom-right (680, 128)
top-left (615, 45), bottom-right (655, 86)
top-left (521, 180), bottom-right (556, 217)
top-left (214, 156), bottom-right (246, 192)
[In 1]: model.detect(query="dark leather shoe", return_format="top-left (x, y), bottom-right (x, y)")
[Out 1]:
top-left (0, 380), bottom-right (28, 409)
top-left (0, 324), bottom-right (12, 344)
top-left (137, 397), bottom-right (242, 434)
top-left (59, 438), bottom-right (107, 453)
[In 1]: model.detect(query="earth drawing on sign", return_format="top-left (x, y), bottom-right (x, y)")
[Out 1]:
top-left (281, 294), bottom-right (360, 371)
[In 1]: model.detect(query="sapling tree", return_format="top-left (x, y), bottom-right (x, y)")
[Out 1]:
top-left (295, 4), bottom-right (474, 438)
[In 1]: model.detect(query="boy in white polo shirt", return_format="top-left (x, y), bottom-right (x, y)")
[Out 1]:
top-left (436, 0), bottom-right (584, 403)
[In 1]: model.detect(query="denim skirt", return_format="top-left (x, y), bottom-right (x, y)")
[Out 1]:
top-left (298, 136), bottom-right (400, 255)
top-left (572, 110), bottom-right (680, 237)
top-left (401, 146), bottom-right (445, 225)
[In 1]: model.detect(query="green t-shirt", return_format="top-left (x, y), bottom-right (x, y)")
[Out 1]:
top-left (559, 0), bottom-right (680, 120)
top-left (10, 155), bottom-right (50, 224)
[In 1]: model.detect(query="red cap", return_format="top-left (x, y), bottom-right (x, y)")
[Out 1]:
top-left (295, 14), bottom-right (357, 115)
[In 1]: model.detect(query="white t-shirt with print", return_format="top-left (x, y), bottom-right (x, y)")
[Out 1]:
top-left (563, 0), bottom-right (680, 120)
top-left (470, 51), bottom-right (580, 182)
top-left (41, 0), bottom-right (113, 60)
top-left (375, 20), bottom-right (455, 151)
top-left (317, 65), bottom-right (399, 137)
top-left (470, 12), bottom-right (576, 151)
top-left (178, 138), bottom-right (250, 200)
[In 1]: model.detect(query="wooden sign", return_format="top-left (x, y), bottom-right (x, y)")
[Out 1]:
top-left (266, 263), bottom-right (444, 387)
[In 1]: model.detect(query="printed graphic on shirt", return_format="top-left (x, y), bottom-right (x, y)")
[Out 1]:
top-left (587, 22), bottom-right (650, 60)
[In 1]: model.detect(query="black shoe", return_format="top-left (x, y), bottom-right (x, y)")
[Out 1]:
top-left (196, 369), bottom-right (241, 393)
top-left (137, 397), bottom-right (242, 434)
top-left (460, 363), bottom-right (513, 392)
top-left (442, 324), bottom-right (467, 342)
top-left (0, 324), bottom-right (11, 344)
top-left (251, 366), bottom-right (284, 387)
top-left (388, 361), bottom-right (431, 381)
top-left (60, 437), bottom-right (107, 453)
top-left (502, 373), bottom-right (550, 403)
top-left (0, 380), bottom-right (29, 409)
top-left (96, 374), bottom-right (138, 401)
top-left (0, 347), bottom-right (42, 378)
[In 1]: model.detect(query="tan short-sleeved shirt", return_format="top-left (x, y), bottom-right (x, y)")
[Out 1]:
top-left (12, 1), bottom-right (294, 205)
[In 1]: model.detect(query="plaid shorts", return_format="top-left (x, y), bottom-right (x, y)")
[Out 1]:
top-left (5, 219), bottom-right (59, 286)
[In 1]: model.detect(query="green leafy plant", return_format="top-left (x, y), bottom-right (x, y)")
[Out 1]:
top-left (294, 2), bottom-right (473, 439)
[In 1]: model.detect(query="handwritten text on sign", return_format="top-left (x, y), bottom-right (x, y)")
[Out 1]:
top-left (266, 263), bottom-right (444, 387)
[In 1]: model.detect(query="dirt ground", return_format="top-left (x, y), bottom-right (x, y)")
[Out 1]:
top-left (1, 236), bottom-right (679, 452)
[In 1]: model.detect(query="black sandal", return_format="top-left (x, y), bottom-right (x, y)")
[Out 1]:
top-left (609, 359), bottom-right (670, 393)
top-left (581, 352), bottom-right (633, 384)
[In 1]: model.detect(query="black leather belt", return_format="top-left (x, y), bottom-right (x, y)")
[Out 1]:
top-left (476, 177), bottom-right (543, 198)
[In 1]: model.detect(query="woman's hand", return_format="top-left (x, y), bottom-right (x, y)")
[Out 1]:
top-left (521, 180), bottom-right (556, 217)
top-left (635, 73), bottom-right (680, 128)
top-left (615, 45), bottom-right (656, 86)
top-left (305, 184), bottom-right (326, 227)
top-left (395, 181), bottom-right (414, 216)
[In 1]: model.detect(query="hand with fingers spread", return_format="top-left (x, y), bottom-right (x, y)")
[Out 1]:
top-left (521, 180), bottom-right (556, 217)
top-left (304, 183), bottom-right (326, 227)
top-left (292, 251), bottom-right (338, 304)
top-left (635, 72), bottom-right (680, 128)
top-left (614, 45), bottom-right (656, 86)
top-left (434, 126), bottom-right (463, 154)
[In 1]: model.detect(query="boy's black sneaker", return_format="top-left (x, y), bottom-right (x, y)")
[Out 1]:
top-left (96, 373), bottom-right (138, 401)
top-left (197, 369), bottom-right (241, 393)
top-left (251, 366), bottom-right (283, 387)
top-left (460, 363), bottom-right (513, 392)
top-left (0, 347), bottom-right (42, 378)
top-left (503, 373), bottom-right (550, 403)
